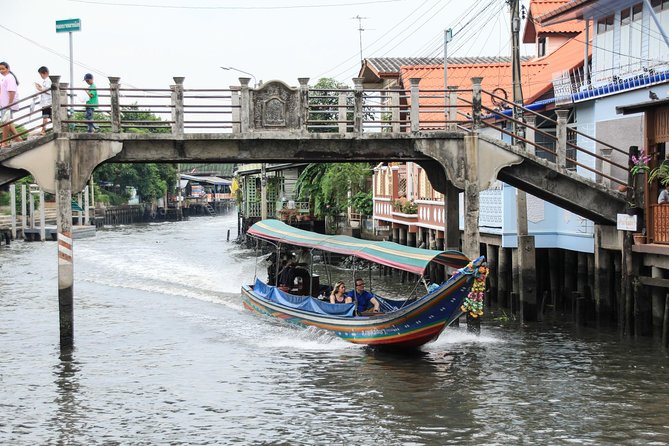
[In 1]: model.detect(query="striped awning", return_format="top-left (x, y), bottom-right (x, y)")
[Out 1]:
top-left (247, 219), bottom-right (470, 275)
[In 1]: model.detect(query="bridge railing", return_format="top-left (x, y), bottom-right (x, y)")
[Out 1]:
top-left (0, 89), bottom-right (53, 146)
top-left (4, 75), bottom-right (632, 190)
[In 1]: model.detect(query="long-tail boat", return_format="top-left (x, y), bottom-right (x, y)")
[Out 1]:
top-left (241, 219), bottom-right (487, 349)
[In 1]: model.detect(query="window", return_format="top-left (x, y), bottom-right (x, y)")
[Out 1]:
top-left (538, 37), bottom-right (546, 57)
top-left (632, 3), bottom-right (643, 21)
top-left (621, 7), bottom-right (631, 26)
top-left (597, 15), bottom-right (614, 34)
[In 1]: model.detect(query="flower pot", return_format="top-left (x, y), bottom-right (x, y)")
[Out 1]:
top-left (633, 233), bottom-right (646, 245)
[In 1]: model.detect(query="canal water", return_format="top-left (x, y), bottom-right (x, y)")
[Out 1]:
top-left (2, 213), bottom-right (669, 445)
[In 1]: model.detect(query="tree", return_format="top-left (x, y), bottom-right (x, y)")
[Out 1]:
top-left (94, 163), bottom-right (176, 203)
top-left (309, 78), bottom-right (351, 133)
top-left (294, 162), bottom-right (372, 218)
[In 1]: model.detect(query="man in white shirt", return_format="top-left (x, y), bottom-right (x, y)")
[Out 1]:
top-left (35, 66), bottom-right (52, 135)
top-left (658, 184), bottom-right (669, 204)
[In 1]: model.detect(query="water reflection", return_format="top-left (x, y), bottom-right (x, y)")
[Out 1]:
top-left (49, 349), bottom-right (85, 445)
top-left (3, 215), bottom-right (669, 444)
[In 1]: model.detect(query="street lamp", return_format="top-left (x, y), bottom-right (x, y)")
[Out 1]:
top-left (221, 66), bottom-right (257, 88)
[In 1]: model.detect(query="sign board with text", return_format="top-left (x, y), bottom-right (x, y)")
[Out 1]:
top-left (56, 19), bottom-right (81, 33)
top-left (617, 213), bottom-right (637, 231)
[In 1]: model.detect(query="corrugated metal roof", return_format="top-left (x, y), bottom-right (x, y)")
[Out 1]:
top-left (364, 57), bottom-right (521, 74)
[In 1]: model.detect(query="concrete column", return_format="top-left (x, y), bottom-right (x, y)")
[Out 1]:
top-left (556, 109), bottom-right (569, 170)
top-left (445, 180), bottom-right (460, 250)
top-left (518, 235), bottom-right (537, 321)
top-left (230, 86), bottom-right (241, 133)
top-left (171, 77), bottom-right (185, 137)
top-left (108, 76), bottom-right (121, 133)
top-left (48, 76), bottom-right (62, 133)
top-left (84, 186), bottom-right (90, 225)
top-left (239, 77), bottom-right (251, 132)
top-left (409, 78), bottom-right (420, 132)
top-left (463, 134), bottom-right (480, 260)
top-left (10, 184), bottom-right (16, 239)
top-left (525, 114), bottom-right (536, 155)
top-left (29, 191), bottom-right (35, 229)
top-left (471, 77), bottom-right (483, 131)
top-left (407, 231), bottom-right (416, 249)
top-left (338, 92), bottom-right (347, 133)
top-left (39, 189), bottom-right (45, 241)
top-left (447, 86), bottom-right (458, 131)
top-left (390, 90), bottom-right (400, 133)
top-left (298, 77), bottom-right (309, 132)
top-left (56, 139), bottom-right (74, 350)
top-left (353, 77), bottom-right (364, 133)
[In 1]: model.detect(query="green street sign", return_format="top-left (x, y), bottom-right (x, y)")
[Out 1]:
top-left (56, 19), bottom-right (81, 33)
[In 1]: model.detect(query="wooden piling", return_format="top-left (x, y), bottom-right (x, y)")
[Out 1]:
top-left (498, 247), bottom-right (509, 308)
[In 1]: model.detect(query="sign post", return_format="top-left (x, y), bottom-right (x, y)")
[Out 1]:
top-left (56, 19), bottom-right (81, 124)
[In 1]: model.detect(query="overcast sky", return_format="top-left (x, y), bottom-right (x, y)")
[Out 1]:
top-left (2, 0), bottom-right (531, 97)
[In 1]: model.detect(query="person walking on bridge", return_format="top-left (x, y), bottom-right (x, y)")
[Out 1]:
top-left (83, 73), bottom-right (99, 133)
top-left (0, 61), bottom-right (22, 148)
top-left (34, 66), bottom-right (52, 135)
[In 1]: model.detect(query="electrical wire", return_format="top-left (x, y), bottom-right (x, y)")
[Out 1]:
top-left (68, 0), bottom-right (407, 10)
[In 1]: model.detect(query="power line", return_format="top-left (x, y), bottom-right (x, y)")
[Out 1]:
top-left (68, 0), bottom-right (406, 10)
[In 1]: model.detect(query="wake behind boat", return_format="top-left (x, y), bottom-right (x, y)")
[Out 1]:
top-left (241, 220), bottom-right (487, 349)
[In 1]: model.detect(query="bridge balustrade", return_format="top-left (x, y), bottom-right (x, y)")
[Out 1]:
top-left (0, 75), bottom-right (631, 194)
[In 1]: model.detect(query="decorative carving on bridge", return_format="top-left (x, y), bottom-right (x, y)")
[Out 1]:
top-left (251, 80), bottom-right (301, 131)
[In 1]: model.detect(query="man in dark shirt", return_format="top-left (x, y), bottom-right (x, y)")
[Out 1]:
top-left (345, 278), bottom-right (380, 314)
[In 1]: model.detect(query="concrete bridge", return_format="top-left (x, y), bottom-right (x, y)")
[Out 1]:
top-left (0, 74), bottom-right (631, 349)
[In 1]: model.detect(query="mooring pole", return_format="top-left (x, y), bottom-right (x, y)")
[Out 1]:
top-left (56, 139), bottom-right (74, 349)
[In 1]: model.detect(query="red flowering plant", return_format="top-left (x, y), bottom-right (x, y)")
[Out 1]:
top-left (630, 150), bottom-right (651, 176)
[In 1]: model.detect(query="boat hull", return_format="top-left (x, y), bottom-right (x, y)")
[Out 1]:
top-left (241, 260), bottom-right (481, 349)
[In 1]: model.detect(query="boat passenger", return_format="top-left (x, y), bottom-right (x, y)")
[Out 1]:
top-left (346, 278), bottom-right (381, 314)
top-left (329, 281), bottom-right (352, 304)
top-left (277, 257), bottom-right (296, 291)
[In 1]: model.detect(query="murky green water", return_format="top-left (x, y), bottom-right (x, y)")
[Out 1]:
top-left (1, 214), bottom-right (668, 445)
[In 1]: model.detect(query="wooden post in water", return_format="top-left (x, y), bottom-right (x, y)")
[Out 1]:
top-left (10, 184), bottom-right (16, 239)
top-left (55, 138), bottom-right (74, 350)
top-left (21, 184), bottom-right (26, 238)
top-left (39, 189), bottom-right (46, 241)
top-left (498, 247), bottom-right (509, 309)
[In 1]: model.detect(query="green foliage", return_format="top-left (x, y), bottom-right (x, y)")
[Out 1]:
top-left (649, 161), bottom-right (669, 186)
top-left (309, 78), bottom-right (351, 133)
top-left (349, 191), bottom-right (372, 215)
top-left (71, 103), bottom-right (170, 133)
top-left (393, 199), bottom-right (417, 214)
top-left (294, 162), bottom-right (372, 218)
top-left (94, 163), bottom-right (176, 202)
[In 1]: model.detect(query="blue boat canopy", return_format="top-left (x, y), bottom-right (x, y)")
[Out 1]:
top-left (248, 219), bottom-right (471, 275)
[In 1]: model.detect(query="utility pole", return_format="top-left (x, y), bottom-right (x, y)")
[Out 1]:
top-left (443, 28), bottom-right (453, 124)
top-left (510, 0), bottom-right (524, 143)
top-left (509, 0), bottom-right (537, 322)
top-left (352, 15), bottom-right (368, 64)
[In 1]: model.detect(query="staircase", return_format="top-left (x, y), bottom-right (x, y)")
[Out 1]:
top-left (204, 203), bottom-right (217, 216)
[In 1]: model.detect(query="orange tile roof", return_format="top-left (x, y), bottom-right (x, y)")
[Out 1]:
top-left (523, 0), bottom-right (583, 42)
top-left (399, 32), bottom-right (588, 124)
